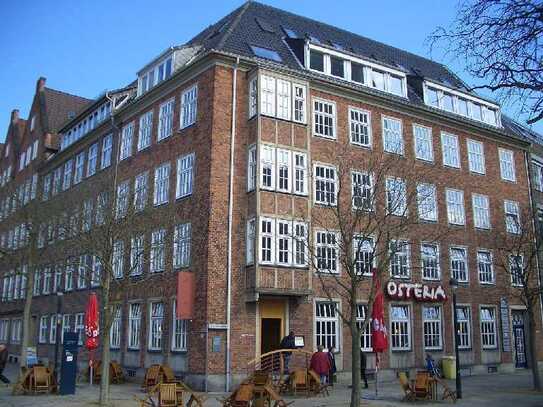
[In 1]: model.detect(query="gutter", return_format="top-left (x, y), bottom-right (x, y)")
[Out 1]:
top-left (225, 56), bottom-right (239, 392)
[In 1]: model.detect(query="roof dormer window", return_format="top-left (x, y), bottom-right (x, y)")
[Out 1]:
top-left (423, 81), bottom-right (501, 127)
top-left (138, 56), bottom-right (173, 95)
top-left (305, 43), bottom-right (407, 98)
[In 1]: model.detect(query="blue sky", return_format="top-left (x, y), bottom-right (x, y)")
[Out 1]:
top-left (1, 0), bottom-right (540, 138)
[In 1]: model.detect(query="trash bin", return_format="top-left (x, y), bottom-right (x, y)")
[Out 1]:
top-left (441, 356), bottom-right (456, 379)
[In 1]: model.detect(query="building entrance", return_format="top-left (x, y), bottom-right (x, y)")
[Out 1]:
top-left (259, 300), bottom-right (287, 356)
top-left (512, 311), bottom-right (528, 368)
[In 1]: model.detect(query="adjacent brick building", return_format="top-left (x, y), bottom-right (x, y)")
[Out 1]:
top-left (1, 1), bottom-right (542, 391)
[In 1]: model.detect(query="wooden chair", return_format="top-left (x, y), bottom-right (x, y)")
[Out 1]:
top-left (291, 369), bottom-right (309, 396)
top-left (308, 369), bottom-right (329, 397)
top-left (434, 376), bottom-right (457, 403)
top-left (398, 372), bottom-right (416, 402)
top-left (414, 371), bottom-right (431, 400)
top-left (263, 384), bottom-right (294, 407)
top-left (143, 364), bottom-right (162, 390)
top-left (110, 361), bottom-right (124, 384)
top-left (253, 369), bottom-right (270, 386)
top-left (158, 383), bottom-right (179, 407)
top-left (161, 365), bottom-right (180, 384)
top-left (33, 366), bottom-right (50, 394)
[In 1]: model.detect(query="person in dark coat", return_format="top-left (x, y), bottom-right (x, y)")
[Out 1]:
top-left (0, 344), bottom-right (10, 384)
top-left (310, 345), bottom-right (331, 384)
top-left (360, 350), bottom-right (368, 388)
top-left (279, 331), bottom-right (296, 373)
top-left (327, 346), bottom-right (337, 386)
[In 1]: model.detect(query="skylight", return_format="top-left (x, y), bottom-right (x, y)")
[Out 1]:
top-left (282, 27), bottom-right (299, 39)
top-left (250, 46), bottom-right (282, 62)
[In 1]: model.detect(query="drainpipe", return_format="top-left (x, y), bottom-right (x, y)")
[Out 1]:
top-left (226, 57), bottom-right (239, 392)
top-left (523, 150), bottom-right (543, 327)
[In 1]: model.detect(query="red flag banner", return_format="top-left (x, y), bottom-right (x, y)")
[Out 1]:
top-left (371, 275), bottom-right (388, 353)
top-left (177, 272), bottom-right (195, 319)
top-left (84, 292), bottom-right (99, 351)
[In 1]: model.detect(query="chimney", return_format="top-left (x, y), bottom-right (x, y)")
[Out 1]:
top-left (36, 76), bottom-right (46, 92)
top-left (10, 109), bottom-right (19, 123)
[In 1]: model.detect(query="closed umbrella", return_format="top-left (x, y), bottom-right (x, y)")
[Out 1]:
top-left (371, 274), bottom-right (388, 398)
top-left (84, 292), bottom-right (99, 385)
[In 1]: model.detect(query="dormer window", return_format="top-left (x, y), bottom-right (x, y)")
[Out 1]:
top-left (139, 56), bottom-right (173, 95)
top-left (305, 43), bottom-right (407, 98)
top-left (423, 81), bottom-right (501, 127)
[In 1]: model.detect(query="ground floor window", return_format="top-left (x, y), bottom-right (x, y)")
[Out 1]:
top-left (149, 302), bottom-right (164, 350)
top-left (356, 304), bottom-right (372, 351)
top-left (49, 315), bottom-right (57, 344)
top-left (315, 302), bottom-right (339, 350)
top-left (171, 301), bottom-right (188, 351)
top-left (423, 306), bottom-right (442, 350)
top-left (110, 305), bottom-right (122, 349)
top-left (61, 314), bottom-right (71, 343)
top-left (456, 306), bottom-right (471, 349)
top-left (480, 307), bottom-right (497, 349)
top-left (75, 313), bottom-right (84, 345)
top-left (39, 316), bottom-right (48, 344)
top-left (390, 305), bottom-right (411, 350)
top-left (11, 319), bottom-right (22, 343)
top-left (128, 303), bottom-right (142, 350)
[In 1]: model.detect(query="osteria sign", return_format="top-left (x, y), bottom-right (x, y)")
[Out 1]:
top-left (386, 281), bottom-right (447, 302)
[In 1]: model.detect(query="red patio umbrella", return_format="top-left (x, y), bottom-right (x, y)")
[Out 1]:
top-left (370, 273), bottom-right (388, 398)
top-left (84, 292), bottom-right (99, 385)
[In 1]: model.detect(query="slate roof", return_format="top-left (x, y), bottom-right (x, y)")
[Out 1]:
top-left (42, 87), bottom-right (92, 133)
top-left (183, 1), bottom-right (542, 143)
top-left (187, 1), bottom-right (467, 90)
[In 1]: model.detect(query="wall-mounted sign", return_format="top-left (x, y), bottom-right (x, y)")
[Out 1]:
top-left (294, 336), bottom-right (305, 348)
top-left (386, 281), bottom-right (447, 302)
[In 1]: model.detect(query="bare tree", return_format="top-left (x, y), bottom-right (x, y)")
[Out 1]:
top-left (55, 167), bottom-right (208, 405)
top-left (429, 0), bottom-right (543, 124)
top-left (298, 147), bottom-right (450, 406)
top-left (493, 207), bottom-right (542, 391)
top-left (0, 176), bottom-right (59, 382)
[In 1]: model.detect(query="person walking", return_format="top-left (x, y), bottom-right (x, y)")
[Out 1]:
top-left (0, 344), bottom-right (10, 384)
top-left (310, 345), bottom-right (331, 384)
top-left (279, 331), bottom-right (296, 373)
top-left (360, 349), bottom-right (368, 388)
top-left (327, 346), bottom-right (337, 386)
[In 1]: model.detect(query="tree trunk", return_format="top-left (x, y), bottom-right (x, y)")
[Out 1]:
top-left (99, 278), bottom-right (111, 406)
top-left (350, 296), bottom-right (361, 407)
top-left (18, 265), bottom-right (34, 378)
top-left (527, 307), bottom-right (541, 391)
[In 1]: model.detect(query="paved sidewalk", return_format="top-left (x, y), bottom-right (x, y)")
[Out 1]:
top-left (1, 362), bottom-right (542, 406)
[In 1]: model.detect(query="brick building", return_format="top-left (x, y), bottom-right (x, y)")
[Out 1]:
top-left (1, 1), bottom-right (542, 391)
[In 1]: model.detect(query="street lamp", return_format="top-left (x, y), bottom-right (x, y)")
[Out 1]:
top-left (449, 278), bottom-right (462, 399)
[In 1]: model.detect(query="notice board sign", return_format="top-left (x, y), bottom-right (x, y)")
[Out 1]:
top-left (500, 297), bottom-right (512, 352)
top-left (294, 336), bottom-right (305, 348)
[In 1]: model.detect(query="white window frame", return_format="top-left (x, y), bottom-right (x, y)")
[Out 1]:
top-left (456, 306), bottom-right (472, 349)
top-left (417, 183), bottom-right (437, 221)
top-left (247, 145), bottom-right (257, 192)
top-left (246, 218), bottom-right (256, 265)
top-left (154, 162), bottom-right (171, 206)
top-left (472, 194), bottom-right (491, 229)
top-left (101, 133), bottom-right (113, 169)
top-left (180, 84), bottom-right (198, 129)
top-left (171, 300), bottom-right (188, 351)
top-left (386, 177), bottom-right (407, 216)
top-left (421, 243), bottom-right (440, 281)
top-left (390, 304), bottom-right (411, 351)
top-left (480, 306), bottom-right (497, 349)
top-left (477, 250), bottom-right (494, 284)
top-left (120, 122), bottom-right (134, 160)
top-left (450, 246), bottom-right (468, 283)
top-left (314, 163), bottom-right (337, 206)
top-left (389, 240), bottom-right (410, 279)
top-left (158, 98), bottom-right (175, 141)
top-left (128, 303), bottom-right (142, 350)
top-left (382, 116), bottom-right (403, 155)
top-left (413, 124), bottom-right (433, 162)
top-left (349, 108), bottom-right (371, 147)
top-left (315, 301), bottom-right (340, 351)
top-left (441, 132), bottom-right (460, 168)
top-left (150, 229), bottom-right (166, 273)
top-left (176, 154), bottom-right (194, 199)
top-left (467, 139), bottom-right (485, 174)
top-left (315, 230), bottom-right (340, 274)
top-left (173, 223), bottom-right (191, 269)
top-left (313, 98), bottom-right (336, 139)
top-left (138, 111), bottom-right (153, 151)
top-left (423, 305), bottom-right (443, 350)
top-left (352, 171), bottom-right (373, 211)
top-left (504, 200), bottom-right (521, 234)
top-left (148, 302), bottom-right (164, 351)
top-left (446, 189), bottom-right (465, 225)
top-left (499, 148), bottom-right (516, 182)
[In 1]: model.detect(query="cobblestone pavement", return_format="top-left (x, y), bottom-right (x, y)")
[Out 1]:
top-left (1, 362), bottom-right (542, 406)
